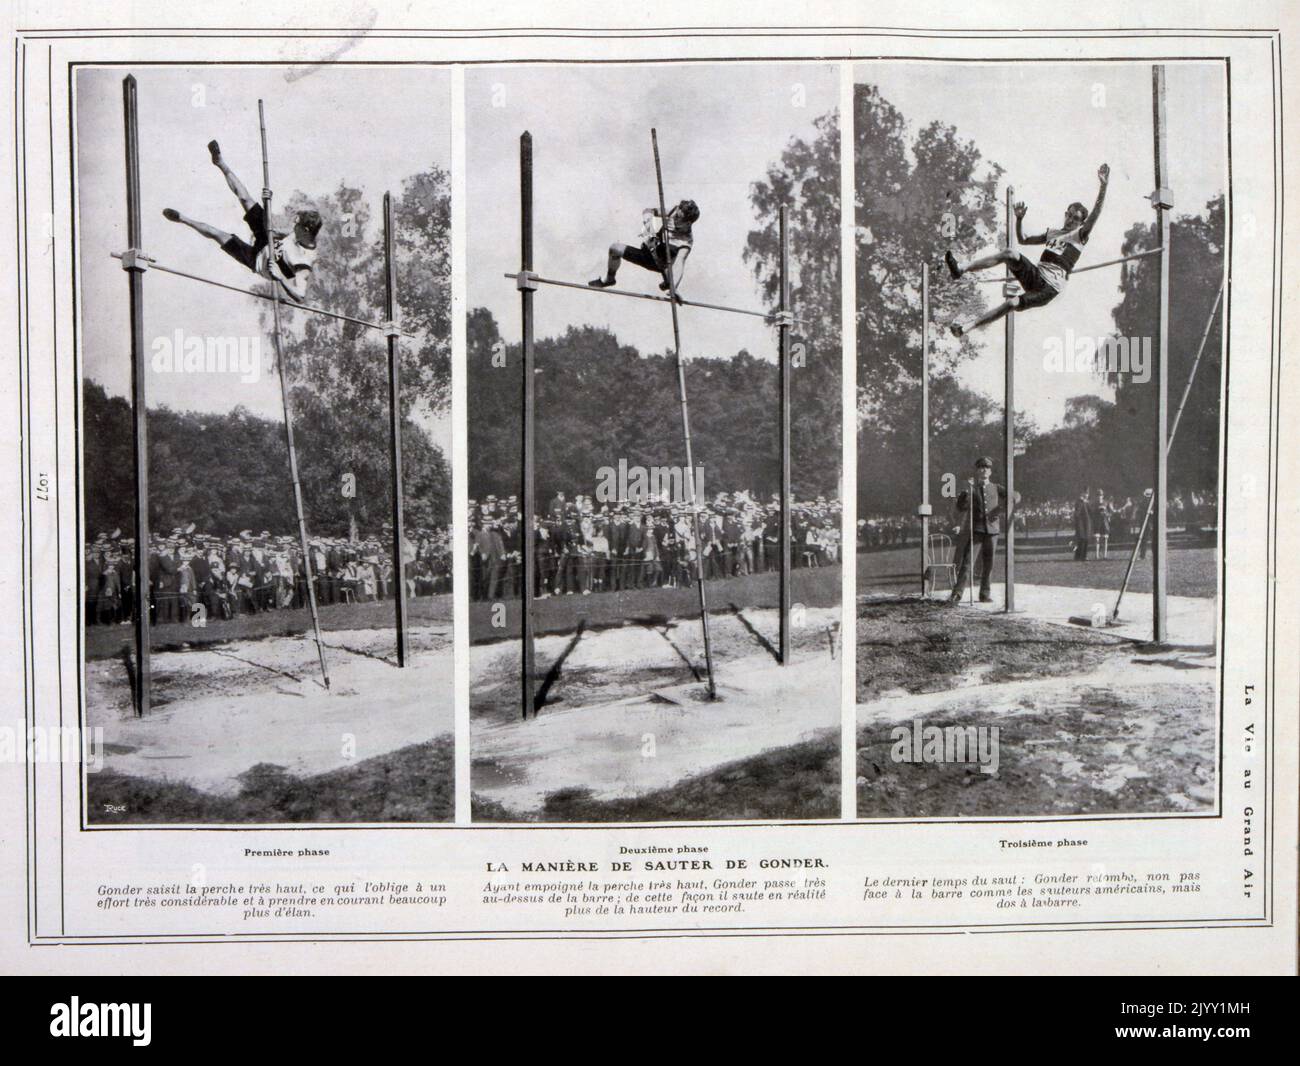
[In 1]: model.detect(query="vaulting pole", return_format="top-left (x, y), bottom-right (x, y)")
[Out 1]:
top-left (967, 477), bottom-right (976, 605)
top-left (1003, 186), bottom-right (1017, 612)
top-left (518, 132), bottom-right (537, 718)
top-left (1112, 282), bottom-right (1223, 624)
top-left (920, 263), bottom-right (931, 596)
top-left (651, 128), bottom-right (716, 698)
top-left (121, 75), bottom-right (150, 717)
top-left (259, 99), bottom-right (329, 689)
top-left (1151, 65), bottom-right (1172, 643)
top-left (383, 191), bottom-right (409, 666)
top-left (778, 205), bottom-right (792, 665)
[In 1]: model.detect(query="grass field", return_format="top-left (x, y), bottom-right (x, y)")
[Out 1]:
top-left (469, 564), bottom-right (842, 645)
top-left (88, 736), bottom-right (454, 823)
top-left (81, 537), bottom-right (1214, 824)
top-left (858, 534), bottom-right (1218, 600)
top-left (856, 545), bottom-right (1218, 819)
top-left (469, 566), bottom-right (843, 822)
top-left (472, 737), bottom-right (839, 822)
top-left (85, 594), bottom-right (452, 661)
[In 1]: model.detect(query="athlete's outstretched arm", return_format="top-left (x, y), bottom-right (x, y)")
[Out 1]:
top-left (667, 246), bottom-right (689, 289)
top-left (1014, 201), bottom-right (1047, 246)
top-left (279, 265), bottom-right (310, 303)
top-left (1081, 163), bottom-right (1110, 240)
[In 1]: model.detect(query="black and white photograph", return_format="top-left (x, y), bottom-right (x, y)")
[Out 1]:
top-left (74, 66), bottom-right (454, 823)
top-left (465, 63), bottom-right (844, 822)
top-left (4, 4), bottom-right (1294, 981)
top-left (852, 62), bottom-right (1228, 818)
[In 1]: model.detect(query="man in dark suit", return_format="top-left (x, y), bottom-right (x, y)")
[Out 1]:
top-left (608, 509), bottom-right (628, 591)
top-left (97, 556), bottom-right (121, 626)
top-left (85, 550), bottom-right (102, 626)
top-left (950, 456), bottom-right (1019, 604)
top-left (722, 508), bottom-right (743, 578)
top-left (116, 551), bottom-right (134, 624)
top-left (1073, 488), bottom-right (1093, 561)
top-left (155, 541), bottom-right (180, 624)
top-left (500, 514), bottom-right (522, 598)
top-left (190, 548), bottom-right (212, 616)
top-left (623, 510), bottom-right (645, 590)
top-left (548, 516), bottom-right (571, 595)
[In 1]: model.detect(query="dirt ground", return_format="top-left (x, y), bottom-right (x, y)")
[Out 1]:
top-left (470, 605), bottom-right (842, 820)
top-left (856, 596), bottom-right (1217, 817)
top-left (472, 603), bottom-right (839, 722)
top-left (85, 623), bottom-right (454, 822)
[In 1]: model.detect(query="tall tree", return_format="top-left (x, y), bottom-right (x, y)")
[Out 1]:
top-left (746, 107), bottom-right (843, 491)
top-left (852, 82), bottom-right (1004, 517)
top-left (269, 169), bottom-right (453, 534)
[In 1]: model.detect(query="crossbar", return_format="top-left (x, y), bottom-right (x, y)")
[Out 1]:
top-left (976, 245), bottom-right (1164, 283)
top-left (110, 251), bottom-right (415, 336)
top-left (503, 271), bottom-right (793, 323)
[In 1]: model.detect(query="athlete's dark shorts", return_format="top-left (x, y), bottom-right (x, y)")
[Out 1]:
top-left (220, 203), bottom-right (269, 273)
top-left (1008, 253), bottom-right (1061, 310)
top-left (622, 241), bottom-right (684, 273)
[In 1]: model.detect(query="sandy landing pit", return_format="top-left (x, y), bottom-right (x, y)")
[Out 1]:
top-left (86, 626), bottom-right (453, 794)
top-left (471, 606), bottom-right (841, 812)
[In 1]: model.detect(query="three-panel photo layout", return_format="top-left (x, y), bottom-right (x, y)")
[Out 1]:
top-left (77, 58), bottom-right (1226, 828)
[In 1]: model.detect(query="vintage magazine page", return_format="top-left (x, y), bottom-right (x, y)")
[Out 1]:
top-left (0, 0), bottom-right (1296, 987)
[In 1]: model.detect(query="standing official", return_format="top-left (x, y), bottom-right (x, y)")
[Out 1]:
top-left (950, 456), bottom-right (1019, 604)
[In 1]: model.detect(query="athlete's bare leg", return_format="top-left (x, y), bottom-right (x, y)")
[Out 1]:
top-left (950, 297), bottom-right (1017, 338)
top-left (946, 246), bottom-right (1015, 278)
top-left (590, 243), bottom-right (633, 288)
top-left (207, 140), bottom-right (257, 212)
top-left (161, 207), bottom-right (234, 247)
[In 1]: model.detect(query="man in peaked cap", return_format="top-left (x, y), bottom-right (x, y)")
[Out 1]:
top-left (950, 456), bottom-right (1020, 604)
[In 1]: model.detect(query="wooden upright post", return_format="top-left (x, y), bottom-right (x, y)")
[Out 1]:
top-left (259, 99), bottom-right (329, 689)
top-left (519, 132), bottom-right (537, 718)
top-left (651, 128), bottom-right (716, 698)
top-left (920, 263), bottom-right (931, 595)
top-left (121, 75), bottom-right (151, 717)
top-left (1003, 186), bottom-right (1017, 612)
top-left (778, 205), bottom-right (792, 665)
top-left (1151, 65), bottom-right (1172, 643)
top-left (383, 191), bottom-right (409, 666)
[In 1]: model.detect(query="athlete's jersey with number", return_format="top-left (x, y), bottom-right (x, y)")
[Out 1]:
top-left (1037, 225), bottom-right (1087, 290)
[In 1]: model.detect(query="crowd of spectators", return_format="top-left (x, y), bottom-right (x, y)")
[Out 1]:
top-left (84, 525), bottom-right (451, 626)
top-left (469, 489), bottom-right (842, 600)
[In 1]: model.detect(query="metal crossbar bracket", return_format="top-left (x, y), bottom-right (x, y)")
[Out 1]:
top-left (382, 320), bottom-right (402, 339)
top-left (1002, 281), bottom-right (1021, 299)
top-left (515, 270), bottom-right (539, 292)
top-left (1149, 186), bottom-right (1174, 210)
top-left (916, 503), bottom-right (933, 517)
top-left (771, 310), bottom-right (796, 328)
top-left (120, 248), bottom-right (152, 272)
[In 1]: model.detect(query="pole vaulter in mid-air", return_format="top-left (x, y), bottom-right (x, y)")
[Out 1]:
top-left (162, 138), bottom-right (322, 305)
top-left (944, 163), bottom-right (1111, 336)
top-left (115, 75), bottom-right (413, 715)
top-left (508, 128), bottom-right (797, 719)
